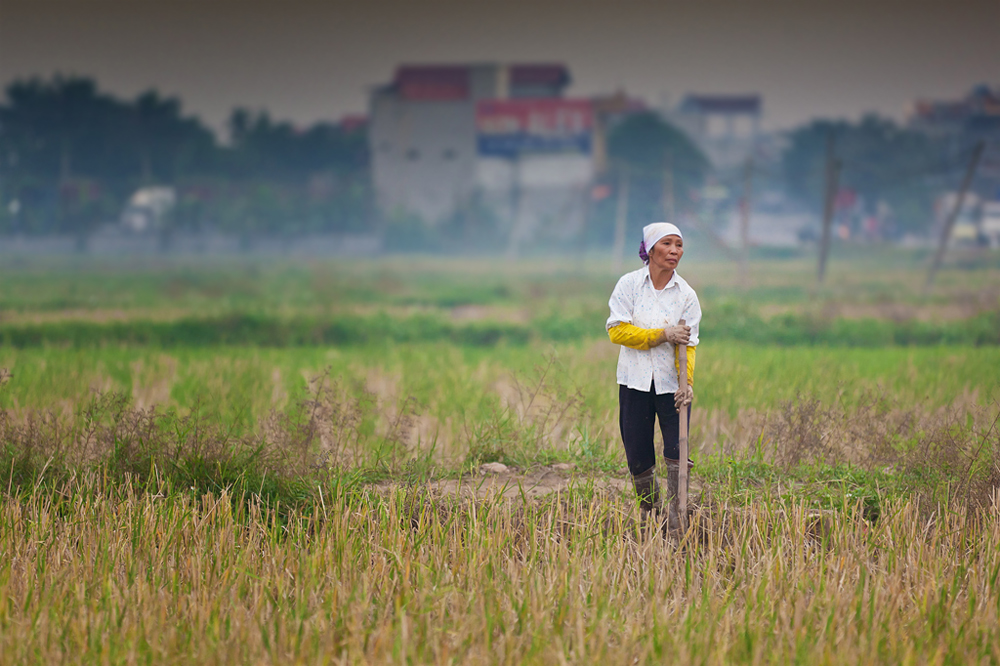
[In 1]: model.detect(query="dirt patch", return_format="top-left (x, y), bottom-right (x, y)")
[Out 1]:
top-left (380, 463), bottom-right (706, 502)
top-left (131, 354), bottom-right (177, 409)
top-left (449, 305), bottom-right (531, 324)
top-left (758, 301), bottom-right (990, 322)
top-left (1, 308), bottom-right (197, 325)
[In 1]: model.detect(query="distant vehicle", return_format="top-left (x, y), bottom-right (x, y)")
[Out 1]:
top-left (982, 201), bottom-right (1000, 248)
top-left (121, 186), bottom-right (176, 233)
top-left (952, 221), bottom-right (979, 245)
top-left (936, 190), bottom-right (989, 247)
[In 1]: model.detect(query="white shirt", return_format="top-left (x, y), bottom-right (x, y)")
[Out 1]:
top-left (606, 267), bottom-right (702, 395)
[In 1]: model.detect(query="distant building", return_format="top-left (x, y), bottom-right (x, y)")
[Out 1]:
top-left (337, 114), bottom-right (367, 134)
top-left (589, 91), bottom-right (647, 174)
top-left (908, 85), bottom-right (1000, 216)
top-left (368, 63), bottom-right (594, 245)
top-left (667, 95), bottom-right (761, 170)
top-left (907, 85), bottom-right (1000, 138)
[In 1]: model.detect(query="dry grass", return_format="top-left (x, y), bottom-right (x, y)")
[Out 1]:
top-left (699, 390), bottom-right (1000, 512)
top-left (1, 480), bottom-right (999, 664)
top-left (3, 359), bottom-right (998, 507)
top-left (2, 356), bottom-right (1000, 663)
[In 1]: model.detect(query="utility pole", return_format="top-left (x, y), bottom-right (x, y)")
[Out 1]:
top-left (817, 133), bottom-right (841, 284)
top-left (576, 182), bottom-right (593, 253)
top-left (612, 165), bottom-right (630, 270)
top-left (506, 156), bottom-right (524, 261)
top-left (739, 157), bottom-right (753, 282)
top-left (925, 141), bottom-right (985, 291)
top-left (662, 149), bottom-right (675, 223)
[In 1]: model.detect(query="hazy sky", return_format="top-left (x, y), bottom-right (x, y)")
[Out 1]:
top-left (2, 0), bottom-right (997, 136)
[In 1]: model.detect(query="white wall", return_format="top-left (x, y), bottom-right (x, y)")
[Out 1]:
top-left (477, 153), bottom-right (593, 243)
top-left (369, 91), bottom-right (477, 224)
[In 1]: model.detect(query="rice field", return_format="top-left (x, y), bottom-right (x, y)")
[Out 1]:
top-left (3, 481), bottom-right (1000, 664)
top-left (1, 252), bottom-right (999, 664)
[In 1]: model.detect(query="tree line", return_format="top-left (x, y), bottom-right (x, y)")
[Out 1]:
top-left (0, 73), bottom-right (981, 246)
top-left (780, 116), bottom-right (983, 238)
top-left (0, 75), bottom-right (369, 238)
top-left (595, 110), bottom-right (968, 246)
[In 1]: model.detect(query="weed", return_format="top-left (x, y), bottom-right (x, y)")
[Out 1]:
top-left (1, 480), bottom-right (999, 663)
top-left (701, 391), bottom-right (1000, 517)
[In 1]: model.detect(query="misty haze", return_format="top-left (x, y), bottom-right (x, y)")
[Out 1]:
top-left (1, 1), bottom-right (999, 663)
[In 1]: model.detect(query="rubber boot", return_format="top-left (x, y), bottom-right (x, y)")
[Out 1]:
top-left (631, 466), bottom-right (661, 513)
top-left (664, 459), bottom-right (681, 534)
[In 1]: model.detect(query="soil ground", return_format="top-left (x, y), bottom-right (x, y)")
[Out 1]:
top-left (380, 463), bottom-right (705, 501)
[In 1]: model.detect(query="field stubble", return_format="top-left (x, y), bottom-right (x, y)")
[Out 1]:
top-left (2, 254), bottom-right (1000, 663)
top-left (1, 477), bottom-right (999, 664)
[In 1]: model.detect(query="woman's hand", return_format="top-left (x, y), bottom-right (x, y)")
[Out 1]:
top-left (674, 384), bottom-right (693, 411)
top-left (657, 324), bottom-right (691, 346)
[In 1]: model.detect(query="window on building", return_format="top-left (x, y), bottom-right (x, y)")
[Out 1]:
top-left (406, 148), bottom-right (420, 161)
top-left (442, 149), bottom-right (457, 160)
top-left (706, 114), bottom-right (729, 138)
top-left (732, 115), bottom-right (756, 138)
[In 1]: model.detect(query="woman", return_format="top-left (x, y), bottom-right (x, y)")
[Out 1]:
top-left (606, 222), bottom-right (700, 529)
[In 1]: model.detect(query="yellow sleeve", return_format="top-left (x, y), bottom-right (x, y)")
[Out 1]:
top-left (607, 322), bottom-right (662, 351)
top-left (673, 345), bottom-right (697, 387)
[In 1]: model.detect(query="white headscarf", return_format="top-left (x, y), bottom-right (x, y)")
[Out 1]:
top-left (643, 223), bottom-right (683, 255)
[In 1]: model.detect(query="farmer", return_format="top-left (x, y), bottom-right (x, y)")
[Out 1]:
top-left (606, 222), bottom-right (700, 529)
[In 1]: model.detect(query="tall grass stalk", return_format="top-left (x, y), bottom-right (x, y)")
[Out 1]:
top-left (1, 481), bottom-right (998, 663)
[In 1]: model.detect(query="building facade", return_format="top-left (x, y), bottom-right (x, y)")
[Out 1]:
top-left (907, 85), bottom-right (1000, 139)
top-left (368, 63), bottom-right (594, 246)
top-left (668, 95), bottom-right (761, 170)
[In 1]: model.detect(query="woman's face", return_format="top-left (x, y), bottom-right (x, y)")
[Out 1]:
top-left (650, 234), bottom-right (684, 272)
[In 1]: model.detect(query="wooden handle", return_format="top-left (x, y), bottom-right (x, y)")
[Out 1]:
top-left (677, 318), bottom-right (689, 533)
top-left (677, 318), bottom-right (688, 389)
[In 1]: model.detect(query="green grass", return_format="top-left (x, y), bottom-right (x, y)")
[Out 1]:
top-left (2, 341), bottom-right (997, 519)
top-left (4, 307), bottom-right (1000, 348)
top-left (1, 249), bottom-right (997, 316)
top-left (2, 252), bottom-right (997, 353)
top-left (2, 342), bottom-right (996, 418)
top-left (1, 252), bottom-right (999, 663)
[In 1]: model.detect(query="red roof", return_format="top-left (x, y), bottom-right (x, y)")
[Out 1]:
top-left (591, 91), bottom-right (646, 115)
top-left (338, 114), bottom-right (367, 132)
top-left (394, 66), bottom-right (469, 101)
top-left (912, 100), bottom-right (969, 121)
top-left (509, 64), bottom-right (570, 88)
top-left (681, 95), bottom-right (761, 114)
top-left (391, 64), bottom-right (571, 100)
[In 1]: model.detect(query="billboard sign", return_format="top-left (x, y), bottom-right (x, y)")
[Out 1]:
top-left (476, 99), bottom-right (593, 157)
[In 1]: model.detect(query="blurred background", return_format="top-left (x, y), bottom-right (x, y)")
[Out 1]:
top-left (3, 5), bottom-right (1000, 661)
top-left (0, 0), bottom-right (999, 531)
top-left (1, 0), bottom-right (999, 257)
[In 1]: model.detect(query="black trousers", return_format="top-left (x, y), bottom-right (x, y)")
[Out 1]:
top-left (618, 379), bottom-right (691, 477)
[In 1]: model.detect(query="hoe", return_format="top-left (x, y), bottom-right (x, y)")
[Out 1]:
top-left (677, 318), bottom-right (690, 535)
